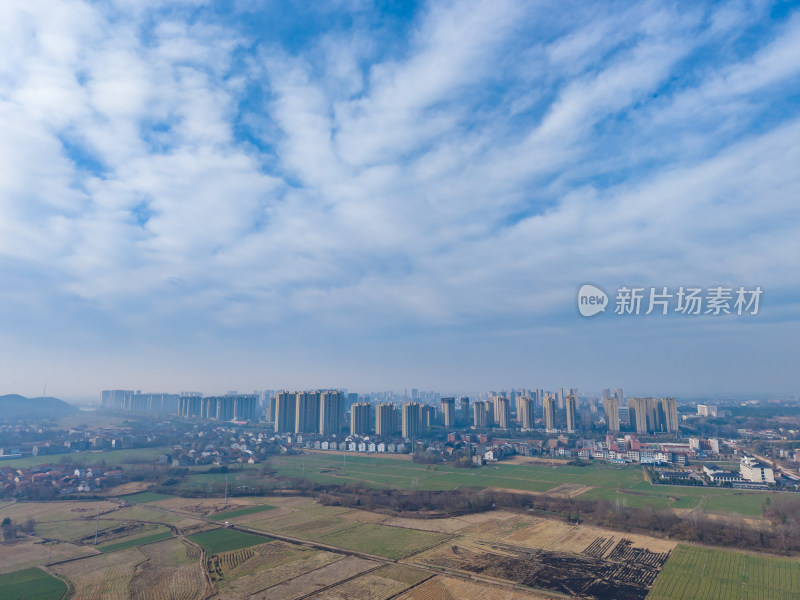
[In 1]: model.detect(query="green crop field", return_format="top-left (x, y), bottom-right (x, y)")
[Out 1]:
top-left (210, 503), bottom-right (277, 521)
top-left (97, 528), bottom-right (173, 553)
top-left (271, 453), bottom-right (793, 518)
top-left (120, 491), bottom-right (174, 503)
top-left (0, 567), bottom-right (68, 600)
top-left (0, 446), bottom-right (171, 470)
top-left (317, 523), bottom-right (449, 559)
top-left (647, 544), bottom-right (800, 600)
top-left (188, 528), bottom-right (273, 555)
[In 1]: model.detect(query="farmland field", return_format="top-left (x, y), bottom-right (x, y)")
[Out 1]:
top-left (0, 567), bottom-right (68, 600)
top-left (647, 544), bottom-right (800, 600)
top-left (128, 538), bottom-right (208, 600)
top-left (121, 492), bottom-right (175, 503)
top-left (317, 522), bottom-right (450, 559)
top-left (0, 539), bottom-right (97, 574)
top-left (244, 504), bottom-right (450, 559)
top-left (209, 503), bottom-right (276, 521)
top-left (53, 547), bottom-right (144, 600)
top-left (308, 564), bottom-right (430, 600)
top-left (246, 555), bottom-right (377, 600)
top-left (413, 513), bottom-right (675, 600)
top-left (271, 453), bottom-right (795, 517)
top-left (188, 528), bottom-right (272, 555)
top-left (394, 575), bottom-right (556, 600)
top-left (208, 541), bottom-right (342, 599)
top-left (0, 447), bottom-right (172, 470)
top-left (97, 527), bottom-right (173, 553)
top-left (111, 505), bottom-right (207, 532)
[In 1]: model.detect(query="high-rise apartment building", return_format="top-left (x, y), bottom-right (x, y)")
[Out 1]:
top-left (422, 405), bottom-right (436, 430)
top-left (496, 397), bottom-right (510, 429)
top-left (375, 402), bottom-right (397, 436)
top-left (566, 393), bottom-right (577, 432)
top-left (473, 401), bottom-right (489, 428)
top-left (440, 397), bottom-right (456, 429)
top-left (402, 402), bottom-right (422, 439)
top-left (604, 395), bottom-right (620, 432)
top-left (275, 392), bottom-right (296, 433)
top-left (519, 397), bottom-right (536, 429)
top-left (319, 391), bottom-right (343, 436)
top-left (350, 402), bottom-right (371, 435)
top-left (543, 394), bottom-right (557, 430)
top-left (628, 397), bottom-right (678, 434)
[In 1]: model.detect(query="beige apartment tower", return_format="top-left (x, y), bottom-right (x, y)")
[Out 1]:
top-left (402, 401), bottom-right (422, 439)
top-left (543, 394), bottom-right (557, 430)
top-left (375, 402), bottom-right (397, 436)
top-left (604, 395), bottom-right (620, 432)
top-left (519, 397), bottom-right (536, 429)
top-left (566, 394), bottom-right (577, 432)
top-left (350, 402), bottom-right (371, 435)
top-left (440, 397), bottom-right (456, 428)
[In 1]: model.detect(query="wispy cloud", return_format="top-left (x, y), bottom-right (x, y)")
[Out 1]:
top-left (0, 0), bottom-right (798, 395)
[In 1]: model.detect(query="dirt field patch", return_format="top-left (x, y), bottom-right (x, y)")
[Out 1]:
top-left (0, 538), bottom-right (98, 574)
top-left (307, 564), bottom-right (430, 600)
top-left (395, 575), bottom-right (558, 599)
top-left (129, 538), bottom-right (207, 600)
top-left (547, 483), bottom-right (594, 498)
top-left (209, 541), bottom-right (342, 599)
top-left (418, 536), bottom-right (671, 600)
top-left (502, 519), bottom-right (573, 548)
top-left (53, 546), bottom-right (144, 600)
top-left (246, 555), bottom-right (378, 599)
top-left (383, 515), bottom-right (471, 534)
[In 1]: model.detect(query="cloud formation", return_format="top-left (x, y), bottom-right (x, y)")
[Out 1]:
top-left (1, 1), bottom-right (798, 396)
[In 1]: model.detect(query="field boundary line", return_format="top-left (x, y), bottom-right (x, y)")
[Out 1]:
top-left (543, 524), bottom-right (576, 549)
top-left (383, 572), bottom-right (436, 600)
top-left (292, 562), bottom-right (388, 600)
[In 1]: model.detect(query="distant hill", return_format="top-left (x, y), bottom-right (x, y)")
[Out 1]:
top-left (0, 394), bottom-right (79, 419)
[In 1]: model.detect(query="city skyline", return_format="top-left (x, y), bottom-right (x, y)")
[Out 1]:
top-left (1, 2), bottom-right (799, 401)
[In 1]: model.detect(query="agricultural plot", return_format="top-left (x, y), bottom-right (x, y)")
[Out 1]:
top-left (274, 453), bottom-right (791, 518)
top-left (382, 515), bottom-right (471, 534)
top-left (35, 518), bottom-right (132, 544)
top-left (0, 500), bottom-right (119, 526)
top-left (0, 566), bottom-right (68, 600)
top-left (317, 522), bottom-right (450, 559)
top-left (121, 492), bottom-right (174, 503)
top-left (209, 503), bottom-right (276, 521)
top-left (0, 539), bottom-right (97, 574)
top-left (0, 447), bottom-right (172, 470)
top-left (245, 555), bottom-right (377, 600)
top-left (394, 575), bottom-right (556, 600)
top-left (112, 505), bottom-right (206, 532)
top-left (128, 538), bottom-right (207, 600)
top-left (188, 528), bottom-right (272, 555)
top-left (419, 537), bottom-right (669, 600)
top-left (308, 564), bottom-right (430, 600)
top-left (96, 527), bottom-right (173, 553)
top-left (208, 541), bottom-right (343, 599)
top-left (247, 505), bottom-right (450, 559)
top-left (53, 546), bottom-right (144, 600)
top-left (415, 515), bottom-right (675, 600)
top-left (647, 544), bottom-right (800, 600)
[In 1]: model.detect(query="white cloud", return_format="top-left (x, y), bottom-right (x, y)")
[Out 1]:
top-left (0, 0), bottom-right (798, 394)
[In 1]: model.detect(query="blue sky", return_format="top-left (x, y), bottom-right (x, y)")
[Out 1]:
top-left (1, 0), bottom-right (798, 401)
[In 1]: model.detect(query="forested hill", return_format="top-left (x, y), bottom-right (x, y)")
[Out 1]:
top-left (0, 394), bottom-right (79, 419)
